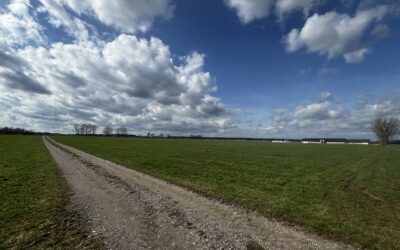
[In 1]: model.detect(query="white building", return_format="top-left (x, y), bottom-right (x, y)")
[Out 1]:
top-left (301, 138), bottom-right (324, 144)
top-left (346, 139), bottom-right (370, 145)
top-left (272, 140), bottom-right (288, 143)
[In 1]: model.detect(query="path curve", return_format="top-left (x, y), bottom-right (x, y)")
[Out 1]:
top-left (44, 136), bottom-right (356, 250)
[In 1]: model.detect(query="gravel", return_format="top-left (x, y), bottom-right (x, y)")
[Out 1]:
top-left (44, 136), bottom-right (356, 250)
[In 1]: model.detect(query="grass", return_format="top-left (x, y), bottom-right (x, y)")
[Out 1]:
top-left (0, 135), bottom-right (102, 249)
top-left (53, 136), bottom-right (400, 249)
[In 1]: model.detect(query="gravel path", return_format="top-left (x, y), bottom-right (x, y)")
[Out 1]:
top-left (44, 137), bottom-right (356, 250)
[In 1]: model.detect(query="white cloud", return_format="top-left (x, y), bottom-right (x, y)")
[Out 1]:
top-left (258, 91), bottom-right (400, 138)
top-left (224, 0), bottom-right (322, 23)
top-left (285, 6), bottom-right (388, 63)
top-left (294, 102), bottom-right (332, 120)
top-left (0, 34), bottom-right (231, 134)
top-left (275, 0), bottom-right (319, 19)
top-left (40, 0), bottom-right (174, 33)
top-left (0, 0), bottom-right (230, 134)
top-left (0, 0), bottom-right (45, 46)
top-left (343, 47), bottom-right (371, 63)
top-left (224, 0), bottom-right (275, 24)
top-left (38, 0), bottom-right (92, 42)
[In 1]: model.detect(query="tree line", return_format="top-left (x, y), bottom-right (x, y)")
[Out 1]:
top-left (74, 124), bottom-right (128, 136)
top-left (76, 117), bottom-right (399, 143)
top-left (0, 127), bottom-right (34, 135)
top-left (73, 124), bottom-right (97, 135)
top-left (1, 117), bottom-right (398, 143)
top-left (102, 126), bottom-right (128, 136)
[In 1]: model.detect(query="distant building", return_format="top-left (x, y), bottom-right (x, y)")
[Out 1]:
top-left (272, 139), bottom-right (302, 143)
top-left (286, 139), bottom-right (302, 143)
top-left (301, 138), bottom-right (370, 145)
top-left (346, 139), bottom-right (370, 145)
top-left (272, 140), bottom-right (288, 143)
top-left (302, 138), bottom-right (324, 144)
top-left (325, 138), bottom-right (346, 144)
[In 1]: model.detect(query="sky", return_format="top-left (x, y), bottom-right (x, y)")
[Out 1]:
top-left (0, 0), bottom-right (399, 138)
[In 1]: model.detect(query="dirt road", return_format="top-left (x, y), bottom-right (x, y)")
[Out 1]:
top-left (44, 137), bottom-right (355, 249)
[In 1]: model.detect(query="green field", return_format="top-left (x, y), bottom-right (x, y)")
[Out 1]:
top-left (0, 136), bottom-right (101, 249)
top-left (54, 136), bottom-right (400, 249)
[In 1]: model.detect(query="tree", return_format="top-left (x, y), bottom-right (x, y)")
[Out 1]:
top-left (103, 127), bottom-right (113, 136)
top-left (74, 124), bottom-right (80, 135)
top-left (73, 123), bottom-right (98, 135)
top-left (80, 124), bottom-right (85, 135)
top-left (116, 127), bottom-right (128, 137)
top-left (90, 124), bottom-right (97, 135)
top-left (0, 127), bottom-right (34, 135)
top-left (372, 117), bottom-right (400, 145)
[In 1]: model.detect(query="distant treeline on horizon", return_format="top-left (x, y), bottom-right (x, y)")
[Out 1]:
top-left (0, 127), bottom-right (35, 135)
top-left (2, 127), bottom-right (400, 144)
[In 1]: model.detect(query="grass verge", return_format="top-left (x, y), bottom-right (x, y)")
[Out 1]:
top-left (0, 135), bottom-right (103, 249)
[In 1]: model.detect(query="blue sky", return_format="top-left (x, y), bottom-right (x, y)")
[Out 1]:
top-left (152, 0), bottom-right (400, 109)
top-left (0, 0), bottom-right (399, 138)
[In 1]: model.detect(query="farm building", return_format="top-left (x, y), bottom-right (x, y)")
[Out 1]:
top-left (302, 138), bottom-right (325, 144)
top-left (301, 138), bottom-right (370, 145)
top-left (272, 139), bottom-right (302, 144)
top-left (325, 138), bottom-right (346, 144)
top-left (288, 139), bottom-right (302, 143)
top-left (272, 140), bottom-right (288, 143)
top-left (346, 139), bottom-right (370, 145)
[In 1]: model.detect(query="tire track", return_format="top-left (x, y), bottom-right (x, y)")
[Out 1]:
top-left (44, 136), bottom-right (357, 249)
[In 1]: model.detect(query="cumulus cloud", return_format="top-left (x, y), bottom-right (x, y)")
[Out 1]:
top-left (0, 44), bottom-right (50, 94)
top-left (38, 0), bottom-right (91, 42)
top-left (343, 48), bottom-right (371, 64)
top-left (224, 0), bottom-right (321, 23)
top-left (39, 0), bottom-right (174, 34)
top-left (0, 0), bottom-right (231, 134)
top-left (260, 92), bottom-right (400, 138)
top-left (224, 0), bottom-right (275, 24)
top-left (0, 0), bottom-right (232, 134)
top-left (294, 102), bottom-right (337, 120)
top-left (275, 0), bottom-right (320, 19)
top-left (0, 34), bottom-right (230, 133)
top-left (285, 6), bottom-right (388, 63)
top-left (0, 70), bottom-right (51, 95)
top-left (0, 0), bottom-right (45, 46)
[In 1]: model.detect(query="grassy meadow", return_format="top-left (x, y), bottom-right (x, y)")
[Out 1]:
top-left (54, 136), bottom-right (400, 249)
top-left (0, 136), bottom-right (101, 249)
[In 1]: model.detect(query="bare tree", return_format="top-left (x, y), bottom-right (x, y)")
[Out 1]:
top-left (121, 127), bottom-right (128, 136)
top-left (73, 123), bottom-right (98, 135)
top-left (91, 124), bottom-right (97, 135)
top-left (103, 127), bottom-right (113, 136)
top-left (74, 124), bottom-right (80, 135)
top-left (0, 127), bottom-right (34, 135)
top-left (372, 117), bottom-right (400, 145)
top-left (80, 124), bottom-right (85, 135)
top-left (83, 124), bottom-right (89, 135)
top-left (116, 127), bottom-right (128, 137)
